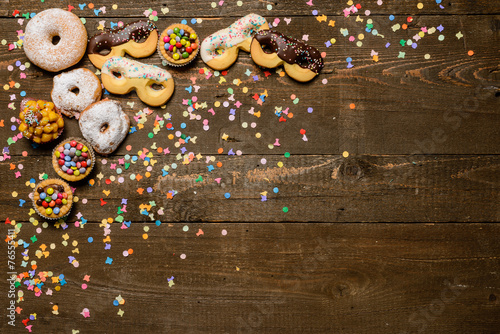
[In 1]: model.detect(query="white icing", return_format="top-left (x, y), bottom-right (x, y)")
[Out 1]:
top-left (51, 68), bottom-right (101, 119)
top-left (23, 8), bottom-right (87, 72)
top-left (101, 56), bottom-right (172, 82)
top-left (79, 100), bottom-right (129, 155)
top-left (200, 14), bottom-right (268, 62)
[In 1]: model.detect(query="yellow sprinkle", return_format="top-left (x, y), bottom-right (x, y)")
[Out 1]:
top-left (342, 151), bottom-right (349, 158)
top-left (277, 161), bottom-right (283, 168)
top-left (417, 2), bottom-right (423, 9)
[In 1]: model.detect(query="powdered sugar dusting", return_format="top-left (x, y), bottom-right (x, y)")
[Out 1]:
top-left (52, 68), bottom-right (102, 119)
top-left (24, 8), bottom-right (87, 72)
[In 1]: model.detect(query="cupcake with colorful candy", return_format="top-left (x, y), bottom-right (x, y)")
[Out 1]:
top-left (158, 24), bottom-right (199, 67)
top-left (18, 98), bottom-right (64, 144)
top-left (52, 137), bottom-right (95, 182)
top-left (32, 179), bottom-right (73, 220)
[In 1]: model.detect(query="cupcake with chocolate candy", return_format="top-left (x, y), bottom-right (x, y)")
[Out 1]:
top-left (52, 137), bottom-right (95, 182)
top-left (158, 24), bottom-right (199, 67)
top-left (33, 179), bottom-right (73, 220)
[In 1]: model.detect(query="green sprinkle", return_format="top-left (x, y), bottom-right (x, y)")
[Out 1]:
top-left (283, 207), bottom-right (289, 213)
top-left (284, 152), bottom-right (290, 158)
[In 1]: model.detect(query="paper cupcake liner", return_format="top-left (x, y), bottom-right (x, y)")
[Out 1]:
top-left (52, 137), bottom-right (95, 182)
top-left (32, 179), bottom-right (73, 221)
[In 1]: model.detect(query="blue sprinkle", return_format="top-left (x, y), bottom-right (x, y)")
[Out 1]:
top-left (191, 18), bottom-right (197, 24)
top-left (88, 237), bottom-right (93, 243)
top-left (181, 19), bottom-right (187, 25)
top-left (180, 123), bottom-right (186, 129)
top-left (346, 57), bottom-right (352, 62)
top-left (273, 187), bottom-right (279, 193)
top-left (224, 193), bottom-right (231, 199)
top-left (20, 91), bottom-right (26, 97)
top-left (155, 220), bottom-right (161, 226)
top-left (113, 300), bottom-right (119, 306)
top-left (389, 15), bottom-right (395, 21)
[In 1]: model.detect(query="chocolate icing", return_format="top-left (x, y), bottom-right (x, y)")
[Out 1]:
top-left (254, 30), bottom-right (324, 74)
top-left (88, 20), bottom-right (157, 55)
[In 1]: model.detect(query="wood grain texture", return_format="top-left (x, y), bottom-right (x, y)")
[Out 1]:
top-left (1, 154), bottom-right (499, 222)
top-left (1, 0), bottom-right (500, 17)
top-left (0, 16), bottom-right (498, 155)
top-left (0, 0), bottom-right (499, 333)
top-left (1, 223), bottom-right (499, 333)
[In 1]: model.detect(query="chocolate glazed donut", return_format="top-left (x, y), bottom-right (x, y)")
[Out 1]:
top-left (250, 30), bottom-right (324, 82)
top-left (88, 20), bottom-right (158, 69)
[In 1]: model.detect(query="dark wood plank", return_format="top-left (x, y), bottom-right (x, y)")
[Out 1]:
top-left (1, 154), bottom-right (499, 222)
top-left (1, 223), bottom-right (499, 333)
top-left (0, 16), bottom-right (498, 155)
top-left (1, 0), bottom-right (500, 17)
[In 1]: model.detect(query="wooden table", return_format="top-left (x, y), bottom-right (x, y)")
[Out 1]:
top-left (1, 0), bottom-right (499, 332)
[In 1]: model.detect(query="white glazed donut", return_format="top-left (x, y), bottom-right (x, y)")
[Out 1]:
top-left (200, 14), bottom-right (268, 71)
top-left (79, 99), bottom-right (130, 155)
top-left (101, 56), bottom-right (174, 107)
top-left (23, 8), bottom-right (87, 72)
top-left (51, 68), bottom-right (102, 119)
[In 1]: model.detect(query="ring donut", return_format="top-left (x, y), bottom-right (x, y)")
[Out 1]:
top-left (79, 99), bottom-right (130, 155)
top-left (88, 20), bottom-right (158, 69)
top-left (200, 14), bottom-right (269, 71)
top-left (250, 30), bottom-right (324, 82)
top-left (23, 8), bottom-right (87, 72)
top-left (51, 68), bottom-right (102, 119)
top-left (101, 56), bottom-right (175, 107)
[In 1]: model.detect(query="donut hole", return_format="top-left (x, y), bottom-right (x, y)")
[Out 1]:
top-left (296, 55), bottom-right (311, 68)
top-left (150, 83), bottom-right (165, 91)
top-left (100, 123), bottom-right (109, 133)
top-left (51, 35), bottom-right (61, 45)
top-left (98, 48), bottom-right (111, 56)
top-left (214, 47), bottom-right (225, 56)
top-left (70, 87), bottom-right (80, 96)
top-left (261, 44), bottom-right (274, 54)
top-left (112, 71), bottom-right (123, 79)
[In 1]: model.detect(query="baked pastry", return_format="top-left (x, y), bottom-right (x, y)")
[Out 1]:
top-left (200, 14), bottom-right (268, 70)
top-left (88, 20), bottom-right (158, 69)
top-left (23, 8), bottom-right (87, 72)
top-left (101, 56), bottom-right (174, 107)
top-left (79, 99), bottom-right (130, 155)
top-left (51, 68), bottom-right (102, 119)
top-left (33, 179), bottom-right (73, 220)
top-left (250, 30), bottom-right (324, 82)
top-left (18, 98), bottom-right (64, 144)
top-left (52, 137), bottom-right (95, 182)
top-left (157, 24), bottom-right (199, 67)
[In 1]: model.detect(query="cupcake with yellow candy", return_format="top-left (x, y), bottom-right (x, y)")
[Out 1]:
top-left (158, 23), bottom-right (199, 67)
top-left (18, 98), bottom-right (64, 144)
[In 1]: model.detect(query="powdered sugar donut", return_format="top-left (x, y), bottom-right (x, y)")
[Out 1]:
top-left (79, 99), bottom-right (130, 155)
top-left (51, 68), bottom-right (102, 119)
top-left (200, 14), bottom-right (268, 71)
top-left (23, 8), bottom-right (87, 72)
